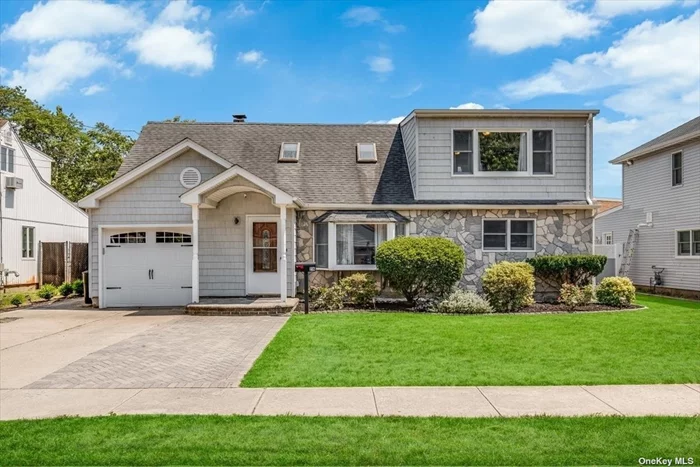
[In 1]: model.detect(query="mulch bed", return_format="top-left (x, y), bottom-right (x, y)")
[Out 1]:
top-left (516, 303), bottom-right (643, 314)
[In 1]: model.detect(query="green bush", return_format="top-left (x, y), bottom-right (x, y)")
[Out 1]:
top-left (338, 274), bottom-right (378, 308)
top-left (559, 283), bottom-right (596, 311)
top-left (376, 236), bottom-right (465, 304)
top-left (527, 254), bottom-right (607, 289)
top-left (37, 284), bottom-right (58, 300)
top-left (432, 289), bottom-right (493, 314)
top-left (71, 279), bottom-right (84, 296)
top-left (58, 282), bottom-right (73, 297)
top-left (581, 284), bottom-right (595, 304)
top-left (309, 285), bottom-right (344, 311)
top-left (10, 294), bottom-right (25, 307)
top-left (482, 261), bottom-right (535, 312)
top-left (597, 277), bottom-right (636, 307)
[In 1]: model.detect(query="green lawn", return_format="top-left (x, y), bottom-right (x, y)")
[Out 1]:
top-left (242, 295), bottom-right (700, 387)
top-left (1, 415), bottom-right (698, 465)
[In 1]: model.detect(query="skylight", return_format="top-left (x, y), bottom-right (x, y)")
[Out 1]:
top-left (357, 143), bottom-right (377, 162)
top-left (279, 142), bottom-right (300, 162)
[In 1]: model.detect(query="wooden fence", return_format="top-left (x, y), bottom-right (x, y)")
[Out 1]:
top-left (39, 242), bottom-right (88, 286)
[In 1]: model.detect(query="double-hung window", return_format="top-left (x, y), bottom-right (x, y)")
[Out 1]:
top-left (603, 232), bottom-right (613, 245)
top-left (672, 152), bottom-right (683, 186)
top-left (22, 226), bottom-right (35, 259)
top-left (452, 129), bottom-right (554, 175)
top-left (483, 219), bottom-right (535, 251)
top-left (676, 229), bottom-right (700, 257)
top-left (1, 146), bottom-right (15, 173)
top-left (313, 222), bottom-right (400, 269)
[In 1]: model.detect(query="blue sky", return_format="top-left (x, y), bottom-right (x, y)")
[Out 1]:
top-left (1, 0), bottom-right (699, 198)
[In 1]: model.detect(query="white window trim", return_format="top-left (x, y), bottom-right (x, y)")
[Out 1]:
top-left (21, 225), bottom-right (36, 260)
top-left (451, 128), bottom-right (556, 178)
top-left (356, 143), bottom-right (378, 162)
top-left (603, 232), bottom-right (613, 245)
top-left (481, 218), bottom-right (536, 252)
top-left (674, 228), bottom-right (700, 259)
top-left (314, 222), bottom-right (396, 270)
top-left (671, 151), bottom-right (683, 187)
top-left (279, 142), bottom-right (300, 162)
top-left (0, 145), bottom-right (15, 174)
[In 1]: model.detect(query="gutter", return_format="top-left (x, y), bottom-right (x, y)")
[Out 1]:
top-left (302, 203), bottom-right (596, 211)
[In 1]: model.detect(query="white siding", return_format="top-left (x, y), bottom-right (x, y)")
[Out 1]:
top-left (596, 139), bottom-right (700, 291)
top-left (1, 125), bottom-right (88, 285)
top-left (414, 117), bottom-right (589, 201)
top-left (400, 116), bottom-right (417, 195)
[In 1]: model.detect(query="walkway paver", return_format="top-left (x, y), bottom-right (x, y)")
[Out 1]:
top-left (1, 385), bottom-right (698, 420)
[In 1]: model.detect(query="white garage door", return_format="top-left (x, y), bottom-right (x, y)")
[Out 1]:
top-left (103, 228), bottom-right (192, 307)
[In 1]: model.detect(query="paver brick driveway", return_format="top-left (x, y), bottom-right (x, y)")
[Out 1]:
top-left (5, 306), bottom-right (286, 389)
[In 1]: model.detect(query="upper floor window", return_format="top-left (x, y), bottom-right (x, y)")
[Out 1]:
top-left (533, 130), bottom-right (553, 174)
top-left (279, 142), bottom-right (300, 162)
top-left (672, 152), bottom-right (683, 186)
top-left (453, 130), bottom-right (473, 174)
top-left (22, 226), bottom-right (35, 259)
top-left (676, 229), bottom-right (700, 257)
top-left (483, 219), bottom-right (535, 252)
top-left (453, 129), bottom-right (555, 176)
top-left (479, 131), bottom-right (527, 172)
top-left (356, 143), bottom-right (377, 162)
top-left (603, 232), bottom-right (613, 245)
top-left (1, 146), bottom-right (15, 173)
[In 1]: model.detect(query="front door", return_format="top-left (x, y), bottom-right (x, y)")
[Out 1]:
top-left (246, 216), bottom-right (281, 295)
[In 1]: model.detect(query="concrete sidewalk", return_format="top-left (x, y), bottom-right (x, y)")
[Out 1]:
top-left (1, 384), bottom-right (698, 420)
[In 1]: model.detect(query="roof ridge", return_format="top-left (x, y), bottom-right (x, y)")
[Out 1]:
top-left (145, 121), bottom-right (399, 126)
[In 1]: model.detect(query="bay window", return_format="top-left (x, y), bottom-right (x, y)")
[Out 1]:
top-left (313, 222), bottom-right (397, 269)
top-left (483, 219), bottom-right (536, 252)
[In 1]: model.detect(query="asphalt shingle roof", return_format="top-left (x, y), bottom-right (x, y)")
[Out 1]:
top-left (119, 122), bottom-right (415, 205)
top-left (611, 116), bottom-right (700, 163)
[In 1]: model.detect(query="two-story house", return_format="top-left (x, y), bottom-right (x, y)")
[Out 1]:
top-left (596, 116), bottom-right (700, 294)
top-left (0, 119), bottom-right (88, 288)
top-left (78, 109), bottom-right (598, 308)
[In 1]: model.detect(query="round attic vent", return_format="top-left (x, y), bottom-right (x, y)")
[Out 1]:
top-left (180, 167), bottom-right (202, 188)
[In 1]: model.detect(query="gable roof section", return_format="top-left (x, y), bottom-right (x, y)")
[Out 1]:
top-left (610, 116), bottom-right (700, 164)
top-left (78, 138), bottom-right (233, 208)
top-left (115, 122), bottom-right (414, 205)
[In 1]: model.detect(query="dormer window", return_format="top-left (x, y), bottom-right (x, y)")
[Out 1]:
top-left (279, 142), bottom-right (300, 162)
top-left (356, 143), bottom-right (377, 162)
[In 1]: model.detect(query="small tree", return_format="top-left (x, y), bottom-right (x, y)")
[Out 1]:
top-left (376, 237), bottom-right (465, 305)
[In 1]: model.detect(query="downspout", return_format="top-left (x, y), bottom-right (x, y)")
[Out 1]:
top-left (586, 113), bottom-right (595, 256)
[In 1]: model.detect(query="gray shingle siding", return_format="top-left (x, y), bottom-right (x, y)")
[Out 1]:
top-left (596, 139), bottom-right (700, 291)
top-left (414, 117), bottom-right (589, 201)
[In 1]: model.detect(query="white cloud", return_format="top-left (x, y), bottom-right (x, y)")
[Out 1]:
top-left (80, 84), bottom-right (107, 96)
top-left (1, 0), bottom-right (145, 42)
top-left (7, 40), bottom-right (114, 100)
top-left (366, 116), bottom-right (405, 124)
top-left (367, 56), bottom-right (394, 75)
top-left (594, 0), bottom-right (676, 18)
top-left (237, 50), bottom-right (267, 68)
top-left (156, 0), bottom-right (210, 25)
top-left (450, 102), bottom-right (485, 110)
top-left (128, 26), bottom-right (214, 73)
top-left (470, 0), bottom-right (602, 54)
top-left (391, 83), bottom-right (422, 99)
top-left (229, 3), bottom-right (256, 18)
top-left (341, 6), bottom-right (405, 33)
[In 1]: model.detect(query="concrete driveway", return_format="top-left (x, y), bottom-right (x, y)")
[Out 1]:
top-left (0, 300), bottom-right (287, 390)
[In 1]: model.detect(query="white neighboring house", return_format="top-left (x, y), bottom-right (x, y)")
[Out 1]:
top-left (0, 118), bottom-right (88, 287)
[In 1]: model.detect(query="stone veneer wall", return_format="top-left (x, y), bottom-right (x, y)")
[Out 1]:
top-left (296, 209), bottom-right (593, 292)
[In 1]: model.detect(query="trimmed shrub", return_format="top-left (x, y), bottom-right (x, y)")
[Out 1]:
top-left (71, 279), bottom-right (84, 296)
top-left (58, 282), bottom-right (73, 297)
top-left (527, 254), bottom-right (607, 289)
top-left (309, 285), bottom-right (344, 311)
top-left (37, 284), bottom-right (58, 300)
top-left (10, 294), bottom-right (25, 307)
top-left (559, 283), bottom-right (596, 310)
top-left (482, 261), bottom-right (535, 312)
top-left (376, 236), bottom-right (465, 304)
top-left (581, 284), bottom-right (595, 304)
top-left (432, 290), bottom-right (493, 314)
top-left (338, 273), bottom-right (378, 308)
top-left (597, 277), bottom-right (636, 307)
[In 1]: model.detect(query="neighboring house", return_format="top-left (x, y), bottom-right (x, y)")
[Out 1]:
top-left (596, 116), bottom-right (700, 293)
top-left (78, 109), bottom-right (598, 308)
top-left (0, 119), bottom-right (88, 287)
top-left (593, 198), bottom-right (622, 215)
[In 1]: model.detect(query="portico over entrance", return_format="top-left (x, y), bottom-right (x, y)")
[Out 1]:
top-left (181, 165), bottom-right (298, 304)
